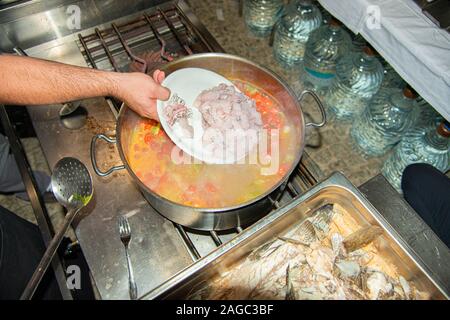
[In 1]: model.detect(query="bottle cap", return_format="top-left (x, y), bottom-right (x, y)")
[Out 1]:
top-left (329, 18), bottom-right (341, 27)
top-left (363, 46), bottom-right (375, 56)
top-left (403, 86), bottom-right (418, 99)
top-left (437, 121), bottom-right (450, 138)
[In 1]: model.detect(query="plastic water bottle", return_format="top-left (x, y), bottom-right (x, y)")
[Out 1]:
top-left (380, 60), bottom-right (406, 89)
top-left (325, 46), bottom-right (384, 121)
top-left (316, 2), bottom-right (332, 25)
top-left (351, 86), bottom-right (417, 157)
top-left (413, 98), bottom-right (443, 129)
top-left (351, 34), bottom-right (366, 53)
top-left (301, 19), bottom-right (352, 92)
top-left (382, 121), bottom-right (450, 193)
top-left (273, 0), bottom-right (322, 67)
top-left (244, 0), bottom-right (284, 37)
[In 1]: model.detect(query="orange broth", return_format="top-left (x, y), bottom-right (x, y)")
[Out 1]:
top-left (128, 80), bottom-right (297, 208)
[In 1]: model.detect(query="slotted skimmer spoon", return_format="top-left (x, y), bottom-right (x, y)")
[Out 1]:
top-left (20, 157), bottom-right (93, 300)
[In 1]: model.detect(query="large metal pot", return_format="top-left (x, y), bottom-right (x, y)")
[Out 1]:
top-left (91, 53), bottom-right (325, 231)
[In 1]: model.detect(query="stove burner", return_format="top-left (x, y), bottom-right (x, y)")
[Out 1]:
top-left (129, 51), bottom-right (168, 74)
top-left (60, 105), bottom-right (88, 130)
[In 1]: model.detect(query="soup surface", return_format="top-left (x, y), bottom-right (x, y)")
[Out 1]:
top-left (127, 80), bottom-right (298, 208)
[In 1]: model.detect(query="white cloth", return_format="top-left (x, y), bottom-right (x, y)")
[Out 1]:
top-left (318, 0), bottom-right (450, 122)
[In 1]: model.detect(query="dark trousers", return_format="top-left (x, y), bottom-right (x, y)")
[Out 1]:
top-left (0, 205), bottom-right (95, 300)
top-left (402, 163), bottom-right (450, 248)
top-left (0, 205), bottom-right (61, 299)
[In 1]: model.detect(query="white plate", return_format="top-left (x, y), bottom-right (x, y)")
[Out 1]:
top-left (157, 67), bottom-right (246, 164)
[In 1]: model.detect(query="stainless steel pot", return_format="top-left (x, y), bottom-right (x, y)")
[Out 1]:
top-left (90, 53), bottom-right (326, 231)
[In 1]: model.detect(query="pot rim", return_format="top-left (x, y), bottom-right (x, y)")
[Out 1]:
top-left (116, 53), bottom-right (306, 213)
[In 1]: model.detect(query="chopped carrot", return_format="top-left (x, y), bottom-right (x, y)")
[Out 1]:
top-left (144, 133), bottom-right (153, 145)
top-left (144, 119), bottom-right (158, 130)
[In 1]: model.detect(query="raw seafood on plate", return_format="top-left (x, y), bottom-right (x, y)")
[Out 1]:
top-left (193, 83), bottom-right (263, 160)
top-left (163, 94), bottom-right (194, 138)
top-left (163, 83), bottom-right (264, 162)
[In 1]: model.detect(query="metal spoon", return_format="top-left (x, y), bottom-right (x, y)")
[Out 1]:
top-left (20, 157), bottom-right (93, 300)
top-left (59, 100), bottom-right (82, 117)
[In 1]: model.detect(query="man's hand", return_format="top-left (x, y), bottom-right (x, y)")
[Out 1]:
top-left (113, 70), bottom-right (170, 120)
top-left (0, 55), bottom-right (170, 121)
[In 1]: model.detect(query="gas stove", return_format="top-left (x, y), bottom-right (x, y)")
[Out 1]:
top-left (72, 0), bottom-right (323, 268)
top-left (76, 0), bottom-right (326, 252)
top-left (0, 0), bottom-right (323, 299)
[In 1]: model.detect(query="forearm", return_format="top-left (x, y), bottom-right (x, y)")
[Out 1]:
top-left (0, 55), bottom-right (121, 105)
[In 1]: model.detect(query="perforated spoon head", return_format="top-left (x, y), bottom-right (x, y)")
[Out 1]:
top-left (51, 157), bottom-right (93, 210)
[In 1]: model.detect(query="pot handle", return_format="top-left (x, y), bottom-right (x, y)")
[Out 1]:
top-left (90, 134), bottom-right (126, 177)
top-left (300, 90), bottom-right (327, 128)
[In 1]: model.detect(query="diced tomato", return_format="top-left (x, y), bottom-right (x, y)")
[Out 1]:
top-left (252, 91), bottom-right (273, 110)
top-left (158, 127), bottom-right (167, 138)
top-left (264, 113), bottom-right (282, 128)
top-left (205, 182), bottom-right (218, 193)
top-left (152, 164), bottom-right (165, 177)
top-left (180, 192), bottom-right (191, 203)
top-left (143, 173), bottom-right (159, 190)
top-left (157, 173), bottom-right (172, 189)
top-left (144, 172), bottom-right (156, 183)
top-left (161, 142), bottom-right (174, 154)
top-left (144, 133), bottom-right (153, 145)
top-left (143, 119), bottom-right (159, 130)
top-left (157, 151), bottom-right (166, 159)
top-left (149, 140), bottom-right (161, 150)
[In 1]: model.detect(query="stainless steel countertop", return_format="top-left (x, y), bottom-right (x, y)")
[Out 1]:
top-left (27, 97), bottom-right (194, 299)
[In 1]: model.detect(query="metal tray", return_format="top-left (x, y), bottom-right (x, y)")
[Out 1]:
top-left (142, 172), bottom-right (448, 300)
